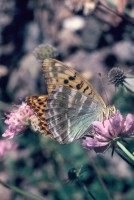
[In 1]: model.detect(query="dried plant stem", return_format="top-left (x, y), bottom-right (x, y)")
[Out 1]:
top-left (98, 0), bottom-right (134, 26)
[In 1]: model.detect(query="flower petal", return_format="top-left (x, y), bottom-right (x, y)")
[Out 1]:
top-left (109, 111), bottom-right (124, 136)
top-left (92, 121), bottom-right (105, 134)
top-left (82, 137), bottom-right (110, 153)
top-left (124, 114), bottom-right (134, 134)
top-left (3, 102), bottom-right (34, 139)
top-left (83, 110), bottom-right (134, 153)
top-left (92, 120), bottom-right (111, 141)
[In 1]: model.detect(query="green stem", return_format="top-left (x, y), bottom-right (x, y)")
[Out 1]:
top-left (78, 180), bottom-right (96, 200)
top-left (115, 149), bottom-right (134, 167)
top-left (0, 179), bottom-right (46, 200)
top-left (117, 141), bottom-right (134, 162)
top-left (88, 153), bottom-right (113, 200)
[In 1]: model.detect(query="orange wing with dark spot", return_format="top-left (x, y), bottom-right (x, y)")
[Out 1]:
top-left (42, 58), bottom-right (106, 107)
top-left (26, 95), bottom-right (51, 136)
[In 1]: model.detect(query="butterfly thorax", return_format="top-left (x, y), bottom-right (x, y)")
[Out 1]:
top-left (102, 105), bottom-right (116, 120)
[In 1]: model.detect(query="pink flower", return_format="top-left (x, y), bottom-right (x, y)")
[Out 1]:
top-left (0, 140), bottom-right (18, 158)
top-left (3, 102), bottom-right (34, 139)
top-left (82, 111), bottom-right (134, 153)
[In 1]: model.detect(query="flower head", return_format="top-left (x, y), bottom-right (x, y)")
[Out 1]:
top-left (3, 102), bottom-right (34, 139)
top-left (108, 67), bottom-right (134, 94)
top-left (83, 111), bottom-right (134, 153)
top-left (0, 140), bottom-right (18, 158)
top-left (33, 44), bottom-right (58, 63)
top-left (108, 67), bottom-right (126, 87)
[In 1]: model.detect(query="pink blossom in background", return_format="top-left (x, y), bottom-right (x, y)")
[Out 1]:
top-left (0, 140), bottom-right (18, 158)
top-left (82, 111), bottom-right (134, 153)
top-left (2, 102), bottom-right (34, 139)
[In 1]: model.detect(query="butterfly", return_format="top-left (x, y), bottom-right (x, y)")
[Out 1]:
top-left (26, 58), bottom-right (116, 144)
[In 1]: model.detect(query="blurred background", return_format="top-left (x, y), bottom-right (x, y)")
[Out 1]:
top-left (0, 0), bottom-right (134, 199)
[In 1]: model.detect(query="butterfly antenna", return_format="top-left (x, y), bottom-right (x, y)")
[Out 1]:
top-left (98, 73), bottom-right (110, 105)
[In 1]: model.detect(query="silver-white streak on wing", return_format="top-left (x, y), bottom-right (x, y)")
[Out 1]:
top-left (46, 86), bottom-right (105, 144)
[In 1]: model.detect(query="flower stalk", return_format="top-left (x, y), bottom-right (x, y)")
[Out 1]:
top-left (0, 179), bottom-right (46, 200)
top-left (117, 141), bottom-right (134, 162)
top-left (78, 180), bottom-right (96, 200)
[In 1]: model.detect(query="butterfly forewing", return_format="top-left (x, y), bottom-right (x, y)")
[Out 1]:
top-left (43, 58), bottom-right (106, 107)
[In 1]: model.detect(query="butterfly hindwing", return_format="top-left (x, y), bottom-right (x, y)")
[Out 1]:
top-left (46, 86), bottom-right (104, 144)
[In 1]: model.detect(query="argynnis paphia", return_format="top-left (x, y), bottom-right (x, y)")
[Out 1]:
top-left (26, 58), bottom-right (115, 144)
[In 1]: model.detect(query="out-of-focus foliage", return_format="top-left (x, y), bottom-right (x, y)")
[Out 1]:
top-left (0, 0), bottom-right (134, 199)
